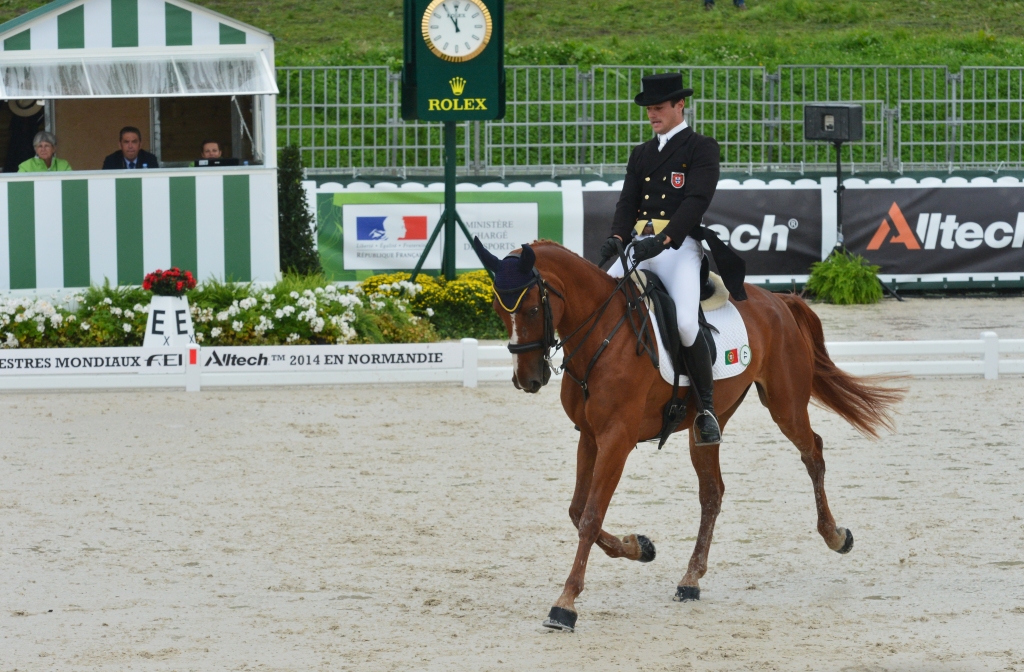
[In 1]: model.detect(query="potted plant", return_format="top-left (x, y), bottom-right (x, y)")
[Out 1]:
top-left (142, 268), bottom-right (198, 347)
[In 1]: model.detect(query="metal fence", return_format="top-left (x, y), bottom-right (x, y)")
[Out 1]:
top-left (277, 64), bottom-right (1024, 176)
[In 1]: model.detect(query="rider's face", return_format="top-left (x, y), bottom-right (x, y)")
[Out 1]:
top-left (646, 100), bottom-right (685, 135)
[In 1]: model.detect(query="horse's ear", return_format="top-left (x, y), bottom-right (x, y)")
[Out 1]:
top-left (517, 244), bottom-right (536, 274)
top-left (472, 236), bottom-right (502, 273)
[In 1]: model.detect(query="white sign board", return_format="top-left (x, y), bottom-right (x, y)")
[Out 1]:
top-left (342, 202), bottom-right (539, 270)
top-left (143, 296), bottom-right (196, 347)
top-left (200, 343), bottom-right (462, 372)
top-left (0, 348), bottom-right (187, 375)
top-left (455, 202), bottom-right (539, 267)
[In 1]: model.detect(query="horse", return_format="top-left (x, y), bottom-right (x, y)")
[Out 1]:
top-left (473, 238), bottom-right (905, 633)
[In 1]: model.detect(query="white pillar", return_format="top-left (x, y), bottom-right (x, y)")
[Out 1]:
top-left (462, 338), bottom-right (478, 388)
top-left (981, 331), bottom-right (999, 380)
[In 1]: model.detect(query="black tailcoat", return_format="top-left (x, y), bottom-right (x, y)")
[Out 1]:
top-left (610, 126), bottom-right (747, 299)
top-left (611, 126), bottom-right (719, 246)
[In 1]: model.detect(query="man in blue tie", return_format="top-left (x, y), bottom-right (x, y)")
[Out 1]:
top-left (102, 127), bottom-right (160, 170)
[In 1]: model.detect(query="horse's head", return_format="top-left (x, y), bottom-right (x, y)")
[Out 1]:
top-left (473, 237), bottom-right (563, 393)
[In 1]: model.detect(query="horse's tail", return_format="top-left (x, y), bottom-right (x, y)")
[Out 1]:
top-left (778, 293), bottom-right (905, 438)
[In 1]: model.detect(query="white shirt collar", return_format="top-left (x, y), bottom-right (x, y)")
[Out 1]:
top-left (657, 120), bottom-right (688, 152)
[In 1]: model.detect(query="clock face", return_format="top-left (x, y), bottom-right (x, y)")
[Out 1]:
top-left (421, 0), bottom-right (492, 63)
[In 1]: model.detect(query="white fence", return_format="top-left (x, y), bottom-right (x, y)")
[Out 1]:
top-left (0, 332), bottom-right (1021, 392)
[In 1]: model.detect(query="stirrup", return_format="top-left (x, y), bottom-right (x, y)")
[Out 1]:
top-left (693, 410), bottom-right (721, 446)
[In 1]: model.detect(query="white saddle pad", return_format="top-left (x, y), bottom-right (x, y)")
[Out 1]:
top-left (647, 300), bottom-right (751, 387)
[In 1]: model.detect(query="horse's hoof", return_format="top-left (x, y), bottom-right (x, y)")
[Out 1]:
top-left (673, 585), bottom-right (700, 602)
top-left (836, 528), bottom-right (854, 555)
top-left (542, 606), bottom-right (577, 632)
top-left (636, 535), bottom-right (656, 563)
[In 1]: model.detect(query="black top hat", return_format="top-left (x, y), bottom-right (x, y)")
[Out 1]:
top-left (634, 73), bottom-right (693, 106)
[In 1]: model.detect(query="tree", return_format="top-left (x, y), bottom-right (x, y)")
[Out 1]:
top-left (277, 145), bottom-right (321, 275)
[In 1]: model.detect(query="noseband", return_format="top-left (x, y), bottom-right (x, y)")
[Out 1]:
top-left (496, 268), bottom-right (562, 357)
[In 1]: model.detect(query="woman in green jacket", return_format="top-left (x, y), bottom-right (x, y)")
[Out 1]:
top-left (18, 132), bottom-right (72, 172)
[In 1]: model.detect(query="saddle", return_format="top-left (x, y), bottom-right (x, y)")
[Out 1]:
top-left (630, 257), bottom-right (722, 450)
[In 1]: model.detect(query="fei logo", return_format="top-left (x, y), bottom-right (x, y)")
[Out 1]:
top-left (356, 216), bottom-right (428, 241)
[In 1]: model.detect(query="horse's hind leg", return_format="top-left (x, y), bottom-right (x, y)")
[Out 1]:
top-left (765, 387), bottom-right (853, 554)
top-left (676, 432), bottom-right (725, 601)
top-left (569, 431), bottom-right (654, 562)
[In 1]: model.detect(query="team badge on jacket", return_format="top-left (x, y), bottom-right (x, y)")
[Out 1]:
top-left (671, 172), bottom-right (685, 188)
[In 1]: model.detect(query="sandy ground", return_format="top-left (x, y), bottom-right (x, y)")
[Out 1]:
top-left (2, 295), bottom-right (1024, 671)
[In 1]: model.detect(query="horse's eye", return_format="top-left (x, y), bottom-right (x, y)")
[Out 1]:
top-left (528, 306), bottom-right (540, 317)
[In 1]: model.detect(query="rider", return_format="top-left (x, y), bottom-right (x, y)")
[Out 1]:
top-left (601, 72), bottom-right (730, 446)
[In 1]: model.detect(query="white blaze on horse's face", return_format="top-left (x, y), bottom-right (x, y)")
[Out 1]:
top-left (509, 313), bottom-right (520, 370)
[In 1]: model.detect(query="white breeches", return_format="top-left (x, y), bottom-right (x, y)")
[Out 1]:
top-left (608, 235), bottom-right (704, 347)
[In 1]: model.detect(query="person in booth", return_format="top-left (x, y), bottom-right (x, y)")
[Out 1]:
top-left (18, 131), bottom-right (72, 172)
top-left (600, 72), bottom-right (747, 447)
top-left (200, 140), bottom-right (222, 159)
top-left (102, 127), bottom-right (160, 170)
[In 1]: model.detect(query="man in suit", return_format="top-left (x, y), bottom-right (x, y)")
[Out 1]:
top-left (600, 72), bottom-right (746, 446)
top-left (102, 127), bottom-right (160, 170)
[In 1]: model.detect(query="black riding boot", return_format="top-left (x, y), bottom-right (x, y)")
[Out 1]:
top-left (681, 331), bottom-right (722, 446)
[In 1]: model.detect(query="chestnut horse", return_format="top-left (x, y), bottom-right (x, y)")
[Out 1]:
top-left (477, 239), bottom-right (903, 633)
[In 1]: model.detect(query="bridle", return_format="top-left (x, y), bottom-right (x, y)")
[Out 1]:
top-left (494, 245), bottom-right (658, 398)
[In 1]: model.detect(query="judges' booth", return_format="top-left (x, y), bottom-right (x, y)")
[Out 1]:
top-left (0, 0), bottom-right (279, 291)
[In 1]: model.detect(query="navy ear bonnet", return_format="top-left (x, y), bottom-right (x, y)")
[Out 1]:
top-left (471, 237), bottom-right (537, 310)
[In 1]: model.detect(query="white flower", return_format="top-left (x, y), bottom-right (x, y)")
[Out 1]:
top-left (210, 327), bottom-right (222, 338)
top-left (3, 332), bottom-right (18, 348)
top-left (311, 317), bottom-right (325, 333)
top-left (239, 297), bottom-right (258, 310)
top-left (195, 332), bottom-right (204, 343)
top-left (103, 297), bottom-right (113, 305)
top-left (314, 287), bottom-right (324, 295)
top-left (81, 322), bottom-right (91, 331)
top-left (274, 309), bottom-right (284, 319)
top-left (122, 323), bottom-right (132, 333)
top-left (216, 311), bottom-right (229, 322)
top-left (110, 306), bottom-right (123, 316)
top-left (49, 314), bottom-right (63, 327)
top-left (289, 291), bottom-right (300, 299)
top-left (325, 284), bottom-right (338, 294)
top-left (14, 313), bottom-right (25, 323)
top-left (133, 303), bottom-right (147, 313)
top-left (286, 333), bottom-right (301, 343)
top-left (261, 293), bottom-right (275, 303)
top-left (282, 305), bottom-right (296, 316)
top-left (425, 307), bottom-right (435, 317)
top-left (36, 324), bottom-right (44, 333)
top-left (67, 315), bottom-right (76, 323)
top-left (124, 310), bottom-right (134, 319)
top-left (232, 321), bottom-right (244, 332)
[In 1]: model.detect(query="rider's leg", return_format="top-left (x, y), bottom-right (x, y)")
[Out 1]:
top-left (650, 237), bottom-right (721, 445)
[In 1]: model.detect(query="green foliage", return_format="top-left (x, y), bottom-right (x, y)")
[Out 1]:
top-left (361, 271), bottom-right (506, 340)
top-left (1, 277), bottom-right (436, 349)
top-left (6, 1), bottom-right (1024, 69)
top-left (806, 251), bottom-right (884, 305)
top-left (277, 145), bottom-right (321, 275)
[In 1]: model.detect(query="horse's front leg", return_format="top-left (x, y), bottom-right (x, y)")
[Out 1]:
top-left (544, 426), bottom-right (634, 632)
top-left (569, 430), bottom-right (655, 562)
top-left (676, 432), bottom-right (725, 601)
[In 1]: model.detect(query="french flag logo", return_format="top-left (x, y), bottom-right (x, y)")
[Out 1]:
top-left (356, 216), bottom-right (428, 241)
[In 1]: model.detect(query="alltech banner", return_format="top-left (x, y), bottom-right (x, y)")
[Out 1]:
top-left (844, 186), bottom-right (1024, 279)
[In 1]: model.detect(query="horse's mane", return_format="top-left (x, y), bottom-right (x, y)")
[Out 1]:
top-left (527, 239), bottom-right (617, 290)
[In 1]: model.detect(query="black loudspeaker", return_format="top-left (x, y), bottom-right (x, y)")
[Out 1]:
top-left (804, 104), bottom-right (863, 143)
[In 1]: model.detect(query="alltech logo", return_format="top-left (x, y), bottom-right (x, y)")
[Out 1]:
top-left (867, 202), bottom-right (1024, 251)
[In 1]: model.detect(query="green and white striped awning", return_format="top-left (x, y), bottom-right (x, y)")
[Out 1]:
top-left (0, 0), bottom-right (272, 52)
top-left (0, 0), bottom-right (277, 98)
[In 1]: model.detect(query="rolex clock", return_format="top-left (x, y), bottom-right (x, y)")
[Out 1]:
top-left (402, 0), bottom-right (505, 121)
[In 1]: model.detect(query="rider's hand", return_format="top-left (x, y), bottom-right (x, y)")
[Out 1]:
top-left (598, 236), bottom-right (621, 265)
top-left (631, 234), bottom-right (669, 263)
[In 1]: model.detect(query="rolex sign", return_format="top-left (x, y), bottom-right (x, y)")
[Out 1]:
top-left (402, 0), bottom-right (506, 121)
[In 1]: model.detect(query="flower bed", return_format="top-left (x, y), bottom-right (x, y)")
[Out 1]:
top-left (1, 272), bottom-right (502, 349)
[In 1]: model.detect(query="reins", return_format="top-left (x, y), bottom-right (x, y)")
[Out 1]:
top-left (496, 241), bottom-right (659, 400)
